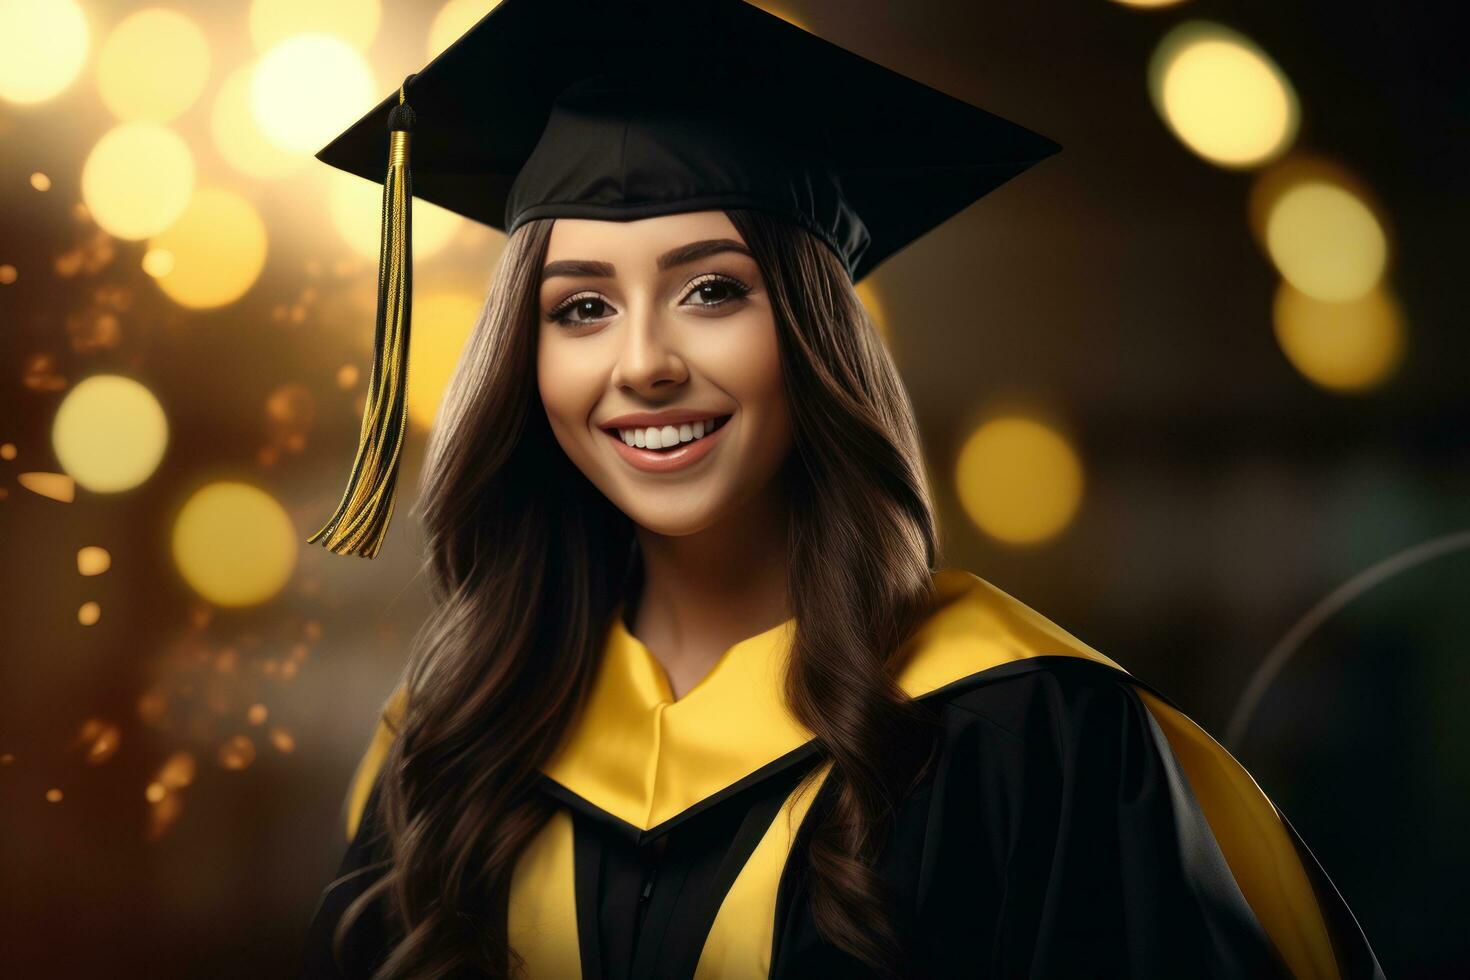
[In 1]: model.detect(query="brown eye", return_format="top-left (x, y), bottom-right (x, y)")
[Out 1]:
top-left (549, 293), bottom-right (615, 327)
top-left (681, 274), bottom-right (751, 309)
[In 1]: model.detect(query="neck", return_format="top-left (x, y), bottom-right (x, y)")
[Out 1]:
top-left (630, 480), bottom-right (792, 700)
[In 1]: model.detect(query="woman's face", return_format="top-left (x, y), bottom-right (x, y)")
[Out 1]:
top-left (537, 210), bottom-right (792, 536)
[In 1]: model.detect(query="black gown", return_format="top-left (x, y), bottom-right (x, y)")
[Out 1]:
top-left (299, 571), bottom-right (1385, 979)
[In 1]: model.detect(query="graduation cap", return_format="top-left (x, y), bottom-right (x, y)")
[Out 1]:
top-left (307, 0), bottom-right (1062, 558)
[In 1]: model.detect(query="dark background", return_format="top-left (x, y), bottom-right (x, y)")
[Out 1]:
top-left (1, 0), bottom-right (1464, 976)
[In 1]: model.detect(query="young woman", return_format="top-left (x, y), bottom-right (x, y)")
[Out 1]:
top-left (298, 2), bottom-right (1384, 978)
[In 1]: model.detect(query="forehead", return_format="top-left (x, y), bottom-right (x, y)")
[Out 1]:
top-left (543, 210), bottom-right (744, 264)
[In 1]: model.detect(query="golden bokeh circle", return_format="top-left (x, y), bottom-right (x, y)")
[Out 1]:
top-left (0, 0), bottom-right (90, 105)
top-left (955, 416), bottom-right (1084, 546)
top-left (81, 123), bottom-right (196, 240)
top-left (96, 8), bottom-right (210, 122)
top-left (150, 188), bottom-right (269, 309)
top-left (1273, 280), bottom-right (1405, 392)
top-left (52, 375), bottom-right (169, 493)
top-left (1264, 181), bottom-right (1387, 301)
top-left (251, 34), bottom-right (375, 154)
top-left (77, 546), bottom-right (112, 576)
top-left (142, 248), bottom-right (175, 279)
top-left (1149, 21), bottom-right (1299, 168)
top-left (172, 482), bottom-right (298, 607)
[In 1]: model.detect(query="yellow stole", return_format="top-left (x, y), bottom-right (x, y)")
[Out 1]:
top-left (345, 568), bottom-right (1340, 979)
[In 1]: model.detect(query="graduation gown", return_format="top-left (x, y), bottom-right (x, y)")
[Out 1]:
top-left (299, 569), bottom-right (1385, 979)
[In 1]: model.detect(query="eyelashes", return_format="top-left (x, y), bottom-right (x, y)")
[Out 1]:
top-left (545, 273), bottom-right (753, 328)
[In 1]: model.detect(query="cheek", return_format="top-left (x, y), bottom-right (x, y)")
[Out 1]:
top-left (537, 332), bottom-right (600, 439)
top-left (704, 313), bottom-right (789, 444)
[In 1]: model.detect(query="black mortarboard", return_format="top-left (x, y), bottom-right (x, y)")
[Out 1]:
top-left (307, 0), bottom-right (1061, 558)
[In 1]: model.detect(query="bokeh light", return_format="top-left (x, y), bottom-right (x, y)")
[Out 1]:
top-left (955, 416), bottom-right (1084, 545)
top-left (77, 546), bottom-right (111, 576)
top-left (212, 67), bottom-right (307, 180)
top-left (327, 169), bottom-right (464, 261)
top-left (17, 472), bottom-right (75, 502)
top-left (76, 718), bottom-right (120, 763)
top-left (149, 189), bottom-right (269, 309)
top-left (81, 123), bottom-right (195, 241)
top-left (141, 248), bottom-right (175, 279)
top-left (270, 728), bottom-right (296, 753)
top-left (265, 383), bottom-right (315, 456)
top-left (156, 751), bottom-right (197, 789)
top-left (250, 0), bottom-right (381, 52)
top-left (1111, 0), bottom-right (1187, 6)
top-left (52, 375), bottom-right (169, 493)
top-left (78, 601), bottom-right (101, 626)
top-left (171, 482), bottom-right (297, 607)
top-left (217, 733), bottom-right (257, 770)
top-left (251, 35), bottom-right (375, 155)
top-left (96, 8), bottom-right (210, 123)
top-left (0, 0), bottom-right (89, 105)
top-left (30, 172), bottom-right (51, 191)
top-left (1149, 21), bottom-right (1299, 168)
top-left (146, 789), bottom-right (184, 840)
top-left (1273, 280), bottom-right (1405, 392)
top-left (428, 0), bottom-right (503, 59)
top-left (407, 293), bottom-right (483, 430)
top-left (1264, 180), bottom-right (1387, 301)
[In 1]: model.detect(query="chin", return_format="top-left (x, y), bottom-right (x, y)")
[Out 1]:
top-left (614, 498), bottom-right (724, 537)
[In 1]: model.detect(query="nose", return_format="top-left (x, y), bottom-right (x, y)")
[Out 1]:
top-left (610, 296), bottom-right (688, 396)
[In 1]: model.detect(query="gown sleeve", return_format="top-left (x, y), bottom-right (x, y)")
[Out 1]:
top-left (924, 659), bottom-right (1386, 980)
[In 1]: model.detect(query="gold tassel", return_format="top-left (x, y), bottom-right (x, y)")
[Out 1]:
top-left (308, 77), bottom-right (417, 558)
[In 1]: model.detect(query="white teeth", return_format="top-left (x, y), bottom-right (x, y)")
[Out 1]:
top-left (614, 418), bottom-right (723, 450)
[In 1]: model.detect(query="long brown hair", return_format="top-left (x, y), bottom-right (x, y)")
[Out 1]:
top-left (336, 208), bottom-right (942, 978)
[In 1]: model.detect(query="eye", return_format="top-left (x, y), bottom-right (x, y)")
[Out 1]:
top-left (681, 273), bottom-right (752, 311)
top-left (547, 292), bottom-right (616, 328)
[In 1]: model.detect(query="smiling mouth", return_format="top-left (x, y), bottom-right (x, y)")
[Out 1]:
top-left (601, 414), bottom-right (732, 452)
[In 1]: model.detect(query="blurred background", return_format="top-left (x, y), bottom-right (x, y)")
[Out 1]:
top-left (0, 0), bottom-right (1464, 976)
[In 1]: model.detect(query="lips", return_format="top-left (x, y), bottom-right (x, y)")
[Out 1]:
top-left (601, 413), bottom-right (732, 474)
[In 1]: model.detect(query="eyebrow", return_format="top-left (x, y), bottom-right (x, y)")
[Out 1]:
top-left (541, 238), bottom-right (753, 283)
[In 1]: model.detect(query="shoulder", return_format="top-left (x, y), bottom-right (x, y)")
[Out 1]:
top-left (908, 586), bottom-right (1358, 980)
top-left (899, 567), bottom-right (1162, 734)
top-left (934, 653), bottom-right (1154, 747)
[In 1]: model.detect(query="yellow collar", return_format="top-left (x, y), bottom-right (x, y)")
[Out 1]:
top-left (540, 568), bottom-right (1127, 831)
